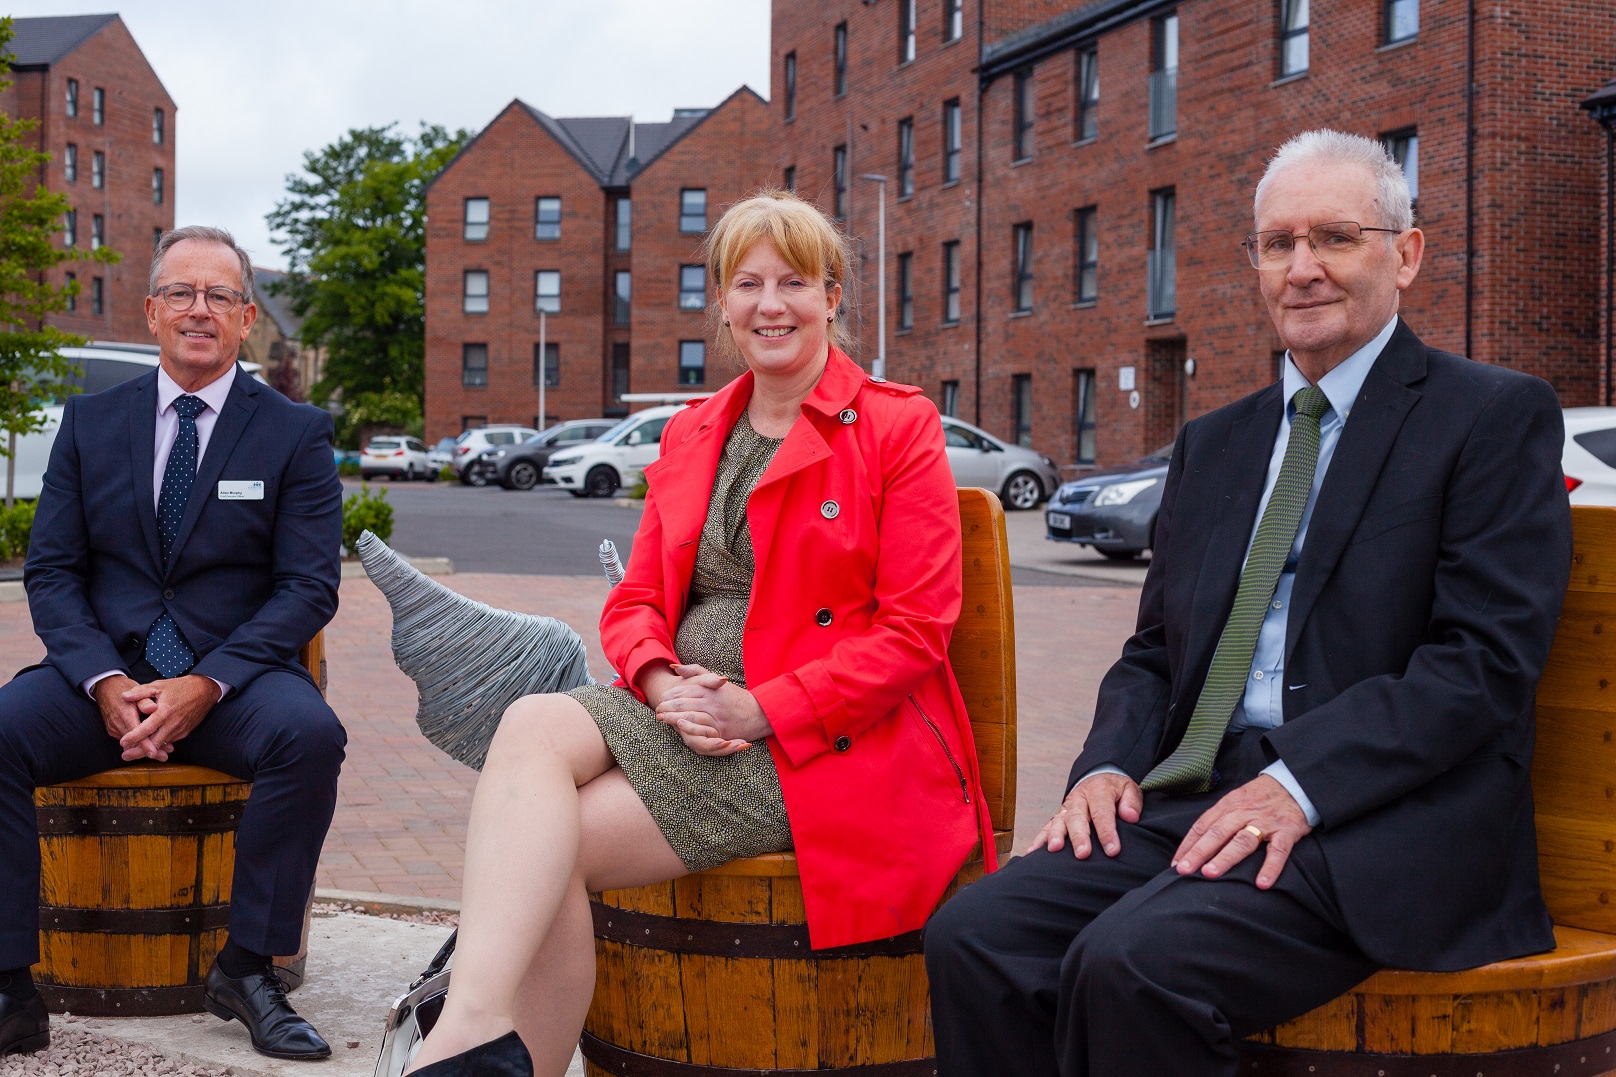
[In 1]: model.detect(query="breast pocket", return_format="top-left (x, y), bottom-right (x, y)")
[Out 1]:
top-left (1350, 494), bottom-right (1442, 546)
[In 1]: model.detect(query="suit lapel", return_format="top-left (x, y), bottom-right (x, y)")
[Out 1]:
top-left (165, 366), bottom-right (258, 574)
top-left (127, 374), bottom-right (162, 571)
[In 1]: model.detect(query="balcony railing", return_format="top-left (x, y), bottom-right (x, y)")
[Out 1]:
top-left (1147, 248), bottom-right (1176, 320)
top-left (1148, 67), bottom-right (1178, 141)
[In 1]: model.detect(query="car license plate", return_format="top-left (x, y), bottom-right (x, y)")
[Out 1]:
top-left (1047, 512), bottom-right (1071, 529)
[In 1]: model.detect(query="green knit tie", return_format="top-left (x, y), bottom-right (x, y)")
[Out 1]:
top-left (1141, 385), bottom-right (1332, 795)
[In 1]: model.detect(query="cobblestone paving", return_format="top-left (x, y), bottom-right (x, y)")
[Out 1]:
top-left (0, 573), bottom-right (1140, 899)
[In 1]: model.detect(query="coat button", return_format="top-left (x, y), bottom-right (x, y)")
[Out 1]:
top-left (839, 408), bottom-right (857, 424)
top-left (869, 375), bottom-right (887, 384)
top-left (815, 608), bottom-right (833, 626)
top-left (162, 588), bottom-right (175, 601)
top-left (820, 500), bottom-right (840, 520)
top-left (834, 735), bottom-right (851, 752)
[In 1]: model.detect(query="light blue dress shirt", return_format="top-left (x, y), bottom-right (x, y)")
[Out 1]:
top-left (1079, 315), bottom-right (1400, 828)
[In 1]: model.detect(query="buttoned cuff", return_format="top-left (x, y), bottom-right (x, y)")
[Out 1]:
top-left (83, 669), bottom-right (126, 699)
top-left (1261, 759), bottom-right (1321, 828)
top-left (750, 672), bottom-right (832, 767)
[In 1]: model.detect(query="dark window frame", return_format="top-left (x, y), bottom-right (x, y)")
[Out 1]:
top-left (679, 340), bottom-right (706, 386)
top-left (92, 86), bottom-right (104, 125)
top-left (615, 197), bottom-right (632, 251)
top-left (943, 99), bottom-right (962, 184)
top-left (533, 341), bottom-right (560, 388)
top-left (678, 264), bottom-right (706, 310)
top-left (1076, 47), bottom-right (1099, 142)
top-left (153, 107), bottom-right (164, 145)
top-left (833, 145), bottom-right (848, 219)
top-left (463, 269), bottom-right (490, 314)
top-left (91, 276), bottom-right (104, 316)
top-left (1013, 222), bottom-right (1034, 313)
top-left (897, 251), bottom-right (914, 331)
top-left (899, 0), bottom-right (916, 63)
top-left (535, 269), bottom-right (561, 314)
top-left (464, 197), bottom-right (490, 241)
top-left (783, 165), bottom-right (797, 192)
top-left (1073, 368), bottom-right (1098, 465)
top-left (784, 51), bottom-right (797, 120)
top-left (535, 196), bottom-right (562, 240)
top-left (943, 0), bottom-right (964, 42)
top-left (1384, 0), bottom-right (1419, 43)
top-left (64, 271), bottom-right (76, 312)
top-left (941, 380), bottom-right (960, 417)
top-left (1148, 187), bottom-right (1177, 320)
top-left (614, 270), bottom-right (632, 325)
top-left (1012, 373), bottom-right (1033, 448)
top-left (942, 240), bottom-right (962, 324)
top-left (64, 142), bottom-right (77, 183)
top-left (1149, 13), bottom-right (1179, 141)
top-left (897, 117), bottom-right (915, 198)
top-left (1384, 127), bottom-right (1420, 208)
top-left (834, 23), bottom-right (848, 96)
top-left (1074, 206), bottom-right (1098, 304)
top-left (91, 213), bottom-right (104, 250)
top-left (91, 150), bottom-right (104, 189)
top-left (1279, 0), bottom-right (1309, 77)
top-left (679, 188), bottom-right (707, 233)
top-left (153, 167), bottom-right (164, 206)
top-left (461, 343), bottom-right (489, 388)
top-left (63, 208), bottom-right (76, 248)
top-left (65, 79), bottom-right (78, 118)
top-left (1013, 69), bottom-right (1035, 161)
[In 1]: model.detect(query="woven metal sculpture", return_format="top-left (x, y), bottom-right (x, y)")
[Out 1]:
top-left (355, 530), bottom-right (595, 770)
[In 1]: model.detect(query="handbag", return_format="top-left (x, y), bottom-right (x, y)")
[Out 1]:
top-left (373, 929), bottom-right (456, 1077)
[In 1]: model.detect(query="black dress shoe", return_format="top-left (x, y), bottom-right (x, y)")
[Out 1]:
top-left (202, 961), bottom-right (330, 1060)
top-left (0, 992), bottom-right (48, 1056)
top-left (410, 1031), bottom-right (532, 1076)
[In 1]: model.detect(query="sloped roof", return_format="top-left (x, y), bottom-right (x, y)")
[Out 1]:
top-left (982, 0), bottom-right (1174, 78)
top-left (252, 268), bottom-right (303, 340)
top-left (4, 13), bottom-right (117, 68)
top-left (1585, 77), bottom-right (1616, 123)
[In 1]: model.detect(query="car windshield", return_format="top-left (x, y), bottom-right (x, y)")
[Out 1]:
top-left (454, 430), bottom-right (475, 444)
top-left (594, 416), bottom-right (639, 442)
top-left (1140, 442), bottom-right (1175, 463)
top-left (522, 431), bottom-right (556, 446)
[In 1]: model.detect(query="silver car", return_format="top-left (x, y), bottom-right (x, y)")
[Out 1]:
top-left (940, 416), bottom-right (1062, 510)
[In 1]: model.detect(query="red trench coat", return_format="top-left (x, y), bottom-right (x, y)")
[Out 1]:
top-left (599, 348), bottom-right (997, 948)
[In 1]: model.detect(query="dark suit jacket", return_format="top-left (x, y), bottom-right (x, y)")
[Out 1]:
top-left (25, 364), bottom-right (343, 695)
top-left (1071, 321), bottom-right (1572, 971)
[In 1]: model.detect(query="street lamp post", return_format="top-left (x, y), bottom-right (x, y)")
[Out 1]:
top-left (860, 173), bottom-right (888, 379)
top-left (537, 309), bottom-right (547, 432)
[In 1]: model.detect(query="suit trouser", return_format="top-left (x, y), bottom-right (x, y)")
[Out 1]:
top-left (0, 664), bottom-right (346, 968)
top-left (924, 732), bottom-right (1380, 1077)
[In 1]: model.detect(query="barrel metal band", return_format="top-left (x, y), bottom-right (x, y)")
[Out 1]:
top-left (37, 983), bottom-right (205, 1018)
top-left (1238, 1028), bottom-right (1616, 1076)
top-left (39, 903), bottom-right (231, 934)
top-left (579, 1032), bottom-right (937, 1077)
top-left (36, 802), bottom-right (245, 836)
top-left (590, 902), bottom-right (924, 959)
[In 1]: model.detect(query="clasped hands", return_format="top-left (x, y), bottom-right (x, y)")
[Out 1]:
top-left (648, 662), bottom-right (772, 757)
top-left (93, 674), bottom-right (221, 763)
top-left (1028, 771), bottom-right (1311, 890)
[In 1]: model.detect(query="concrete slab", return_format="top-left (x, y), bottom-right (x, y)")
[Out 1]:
top-left (1004, 506), bottom-right (1149, 587)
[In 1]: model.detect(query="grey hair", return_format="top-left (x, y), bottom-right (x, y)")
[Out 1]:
top-left (1254, 129), bottom-right (1414, 232)
top-left (149, 225), bottom-right (255, 302)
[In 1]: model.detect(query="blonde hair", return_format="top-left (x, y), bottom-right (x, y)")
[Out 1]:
top-left (705, 189), bottom-right (853, 356)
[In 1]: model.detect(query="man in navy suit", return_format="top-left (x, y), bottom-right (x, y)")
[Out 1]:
top-left (0, 227), bottom-right (344, 1060)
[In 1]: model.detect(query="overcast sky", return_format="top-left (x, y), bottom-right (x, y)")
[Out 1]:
top-left (11, 0), bottom-right (771, 270)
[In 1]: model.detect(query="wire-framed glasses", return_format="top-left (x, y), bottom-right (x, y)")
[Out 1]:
top-left (152, 283), bottom-right (248, 314)
top-left (1243, 222), bottom-right (1403, 271)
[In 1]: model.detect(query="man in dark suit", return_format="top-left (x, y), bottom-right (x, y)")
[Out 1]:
top-left (924, 129), bottom-right (1572, 1075)
top-left (0, 227), bottom-right (344, 1060)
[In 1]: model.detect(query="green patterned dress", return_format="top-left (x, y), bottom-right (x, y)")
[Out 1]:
top-left (568, 415), bottom-right (795, 871)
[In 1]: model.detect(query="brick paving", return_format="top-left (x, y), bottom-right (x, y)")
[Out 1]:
top-left (0, 573), bottom-right (1140, 899)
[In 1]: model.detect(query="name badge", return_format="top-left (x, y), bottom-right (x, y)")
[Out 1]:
top-left (217, 480), bottom-right (265, 501)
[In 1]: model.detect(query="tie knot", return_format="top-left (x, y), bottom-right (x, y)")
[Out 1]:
top-left (173, 395), bottom-right (206, 420)
top-left (1292, 386), bottom-right (1330, 422)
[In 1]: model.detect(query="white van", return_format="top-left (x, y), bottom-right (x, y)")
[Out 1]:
top-left (541, 404), bottom-right (686, 498)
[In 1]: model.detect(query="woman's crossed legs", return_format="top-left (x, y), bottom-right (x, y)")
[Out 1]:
top-left (406, 692), bottom-right (688, 1075)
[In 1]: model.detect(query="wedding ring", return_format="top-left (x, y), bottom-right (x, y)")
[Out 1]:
top-left (1242, 824), bottom-right (1265, 842)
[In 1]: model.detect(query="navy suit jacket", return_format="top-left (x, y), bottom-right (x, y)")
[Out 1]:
top-left (1071, 322), bottom-right (1573, 972)
top-left (25, 364), bottom-right (343, 694)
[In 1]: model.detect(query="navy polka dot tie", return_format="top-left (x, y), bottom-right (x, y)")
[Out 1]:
top-left (145, 394), bottom-right (206, 678)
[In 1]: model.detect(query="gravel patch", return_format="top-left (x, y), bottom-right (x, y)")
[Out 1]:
top-left (0, 1025), bottom-right (234, 1076)
top-left (313, 901), bottom-right (458, 928)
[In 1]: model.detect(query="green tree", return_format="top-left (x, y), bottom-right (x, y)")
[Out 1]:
top-left (266, 123), bottom-right (465, 445)
top-left (0, 17), bottom-right (119, 506)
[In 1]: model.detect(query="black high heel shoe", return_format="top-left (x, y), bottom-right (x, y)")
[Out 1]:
top-left (410, 1031), bottom-right (533, 1076)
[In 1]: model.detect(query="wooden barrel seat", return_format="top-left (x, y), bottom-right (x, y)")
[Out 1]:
top-left (31, 633), bottom-right (326, 1016)
top-left (1241, 506), bottom-right (1616, 1075)
top-left (582, 488), bottom-right (1017, 1076)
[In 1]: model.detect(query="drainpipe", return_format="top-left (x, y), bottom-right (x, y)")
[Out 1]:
top-left (1463, 0), bottom-right (1476, 360)
top-left (1582, 82), bottom-right (1616, 405)
top-left (972, 1), bottom-right (986, 427)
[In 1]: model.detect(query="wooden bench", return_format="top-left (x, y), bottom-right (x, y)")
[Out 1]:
top-left (1241, 505), bottom-right (1616, 1075)
top-left (31, 633), bottom-right (327, 1016)
top-left (581, 487), bottom-right (1016, 1076)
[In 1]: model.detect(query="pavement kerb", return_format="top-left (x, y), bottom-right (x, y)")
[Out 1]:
top-left (315, 888), bottom-right (460, 916)
top-left (340, 555), bottom-right (453, 579)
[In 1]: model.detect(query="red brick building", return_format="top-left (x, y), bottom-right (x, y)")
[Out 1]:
top-left (422, 88), bottom-right (780, 441)
top-left (0, 14), bottom-right (176, 346)
top-left (776, 0), bottom-right (1616, 471)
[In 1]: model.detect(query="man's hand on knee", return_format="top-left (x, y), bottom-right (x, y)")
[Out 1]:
top-left (1171, 774), bottom-right (1311, 889)
top-left (118, 675), bottom-right (221, 762)
top-left (1028, 773), bottom-right (1143, 859)
top-left (93, 675), bottom-right (169, 761)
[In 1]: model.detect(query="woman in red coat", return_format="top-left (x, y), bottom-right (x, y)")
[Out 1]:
top-left (408, 192), bottom-right (994, 1077)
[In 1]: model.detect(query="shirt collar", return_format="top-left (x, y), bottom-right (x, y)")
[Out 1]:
top-left (157, 363), bottom-right (237, 416)
top-left (1281, 314), bottom-right (1398, 424)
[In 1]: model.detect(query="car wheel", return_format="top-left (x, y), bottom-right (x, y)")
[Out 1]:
top-left (584, 466), bottom-right (619, 499)
top-left (360, 471), bottom-right (376, 481)
top-left (1000, 471), bottom-right (1044, 511)
top-left (1100, 549), bottom-right (1143, 562)
top-left (463, 467), bottom-right (490, 488)
top-left (508, 462), bottom-right (539, 491)
top-left (425, 467), bottom-right (439, 483)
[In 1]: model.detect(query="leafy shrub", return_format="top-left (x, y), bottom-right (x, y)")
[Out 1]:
top-left (342, 484), bottom-right (393, 553)
top-left (438, 465), bottom-right (455, 482)
top-left (0, 500), bottom-right (35, 561)
top-left (338, 459), bottom-right (361, 477)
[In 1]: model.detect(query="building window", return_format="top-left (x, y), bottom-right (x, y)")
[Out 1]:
top-left (679, 265), bottom-right (705, 310)
top-left (944, 0), bottom-right (964, 42)
top-left (1385, 0), bottom-right (1418, 43)
top-left (535, 196), bottom-right (561, 240)
top-left (899, 0), bottom-right (916, 62)
top-left (897, 117), bottom-right (915, 198)
top-left (897, 252), bottom-right (914, 331)
top-left (91, 213), bottom-right (104, 250)
top-left (1013, 223), bottom-right (1034, 313)
top-left (463, 270), bottom-right (489, 313)
top-left (461, 344), bottom-right (488, 388)
top-left (1074, 206), bottom-right (1098, 303)
top-left (834, 23), bottom-right (848, 96)
top-left (1013, 69), bottom-right (1035, 161)
top-left (942, 241), bottom-right (961, 323)
top-left (679, 340), bottom-right (706, 385)
top-left (461, 415), bottom-right (487, 431)
top-left (615, 197), bottom-right (632, 251)
top-left (833, 145), bottom-right (848, 219)
top-left (783, 165), bottom-right (796, 192)
top-left (92, 87), bottom-right (104, 125)
top-left (943, 99), bottom-right (962, 183)
top-left (64, 271), bottom-right (76, 312)
top-left (1076, 48), bottom-right (1099, 142)
top-left (680, 189), bottom-right (707, 232)
top-left (464, 197), bottom-right (489, 241)
top-left (941, 380), bottom-right (960, 417)
top-left (1012, 374), bottom-right (1033, 447)
top-left (1149, 13), bottom-right (1179, 141)
top-left (1148, 188), bottom-right (1176, 319)
top-left (152, 168), bottom-right (164, 205)
top-left (614, 270), bottom-right (632, 325)
top-left (784, 51), bottom-right (797, 120)
top-left (91, 150), bottom-right (104, 189)
top-left (1280, 0), bottom-right (1309, 77)
top-left (535, 270), bottom-right (560, 314)
top-left (1385, 128), bottom-right (1419, 206)
top-left (65, 79), bottom-right (78, 118)
top-left (64, 143), bottom-right (77, 182)
top-left (534, 342), bottom-right (560, 388)
top-left (153, 107), bottom-right (164, 145)
top-left (1073, 369), bottom-right (1097, 464)
top-left (91, 276), bottom-right (104, 316)
top-left (152, 226), bottom-right (162, 250)
top-left (63, 209), bottom-right (76, 247)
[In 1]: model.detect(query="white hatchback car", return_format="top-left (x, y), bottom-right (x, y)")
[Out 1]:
top-left (451, 425), bottom-right (540, 484)
top-left (1563, 408), bottom-right (1616, 506)
top-left (360, 435), bottom-right (435, 481)
top-left (542, 405), bottom-right (684, 498)
top-left (940, 416), bottom-right (1063, 510)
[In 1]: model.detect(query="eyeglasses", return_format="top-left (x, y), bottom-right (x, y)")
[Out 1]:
top-left (152, 283), bottom-right (248, 314)
top-left (1243, 222), bottom-right (1403, 271)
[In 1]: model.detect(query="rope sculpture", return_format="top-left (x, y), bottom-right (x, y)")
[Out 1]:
top-left (599, 539), bottom-right (625, 587)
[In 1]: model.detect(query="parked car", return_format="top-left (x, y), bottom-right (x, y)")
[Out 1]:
top-left (542, 405), bottom-right (684, 498)
top-left (1563, 408), bottom-right (1616, 506)
top-left (451, 425), bottom-right (540, 484)
top-left (426, 436), bottom-right (457, 472)
top-left (1045, 443), bottom-right (1175, 560)
top-left (466, 419), bottom-right (619, 490)
top-left (360, 435), bottom-right (435, 481)
top-left (940, 416), bottom-right (1061, 510)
